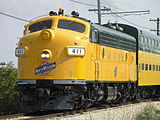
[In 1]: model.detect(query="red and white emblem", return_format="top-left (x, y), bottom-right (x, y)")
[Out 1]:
top-left (35, 61), bottom-right (56, 75)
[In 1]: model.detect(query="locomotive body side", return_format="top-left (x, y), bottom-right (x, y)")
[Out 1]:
top-left (90, 24), bottom-right (137, 83)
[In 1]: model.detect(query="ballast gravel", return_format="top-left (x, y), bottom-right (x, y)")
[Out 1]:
top-left (49, 101), bottom-right (160, 120)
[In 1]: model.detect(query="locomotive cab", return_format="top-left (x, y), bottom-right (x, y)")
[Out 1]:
top-left (15, 11), bottom-right (94, 110)
top-left (16, 15), bottom-right (90, 81)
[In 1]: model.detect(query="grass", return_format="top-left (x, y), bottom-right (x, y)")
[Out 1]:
top-left (135, 104), bottom-right (160, 120)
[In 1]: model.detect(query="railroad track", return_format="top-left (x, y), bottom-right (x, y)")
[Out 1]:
top-left (0, 114), bottom-right (25, 120)
top-left (1, 99), bottom-right (159, 120)
top-left (22, 101), bottom-right (148, 120)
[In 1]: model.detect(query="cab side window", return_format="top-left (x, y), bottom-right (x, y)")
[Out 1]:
top-left (90, 28), bottom-right (99, 43)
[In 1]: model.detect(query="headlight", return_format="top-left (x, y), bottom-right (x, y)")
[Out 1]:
top-left (40, 29), bottom-right (55, 41)
top-left (67, 47), bottom-right (85, 56)
top-left (41, 51), bottom-right (51, 59)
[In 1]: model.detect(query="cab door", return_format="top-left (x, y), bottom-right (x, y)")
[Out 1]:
top-left (90, 27), bottom-right (100, 81)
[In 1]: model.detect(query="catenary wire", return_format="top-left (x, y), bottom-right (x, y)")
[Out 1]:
top-left (110, 0), bottom-right (148, 11)
top-left (0, 11), bottom-right (29, 22)
top-left (69, 0), bottom-right (105, 7)
top-left (109, 10), bottom-right (152, 30)
top-left (101, 0), bottom-right (156, 26)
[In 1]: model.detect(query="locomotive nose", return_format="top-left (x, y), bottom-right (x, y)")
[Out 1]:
top-left (40, 29), bottom-right (55, 41)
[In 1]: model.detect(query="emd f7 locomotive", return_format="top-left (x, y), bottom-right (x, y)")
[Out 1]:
top-left (15, 9), bottom-right (160, 111)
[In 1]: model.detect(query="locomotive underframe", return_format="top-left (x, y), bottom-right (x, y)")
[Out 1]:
top-left (18, 79), bottom-right (160, 111)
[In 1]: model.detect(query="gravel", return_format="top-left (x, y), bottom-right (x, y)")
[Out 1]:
top-left (49, 101), bottom-right (160, 120)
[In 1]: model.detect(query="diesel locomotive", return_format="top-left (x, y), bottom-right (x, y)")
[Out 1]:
top-left (15, 9), bottom-right (160, 111)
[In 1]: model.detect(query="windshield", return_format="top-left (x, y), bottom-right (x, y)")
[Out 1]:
top-left (58, 20), bottom-right (85, 33)
top-left (29, 20), bottom-right (52, 33)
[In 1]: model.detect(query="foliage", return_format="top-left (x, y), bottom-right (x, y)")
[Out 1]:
top-left (135, 104), bottom-right (160, 120)
top-left (0, 62), bottom-right (21, 115)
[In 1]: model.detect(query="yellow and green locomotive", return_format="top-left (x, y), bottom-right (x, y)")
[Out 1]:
top-left (15, 9), bottom-right (160, 110)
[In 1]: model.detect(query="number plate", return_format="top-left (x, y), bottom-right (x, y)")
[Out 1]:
top-left (68, 48), bottom-right (85, 56)
top-left (15, 48), bottom-right (25, 56)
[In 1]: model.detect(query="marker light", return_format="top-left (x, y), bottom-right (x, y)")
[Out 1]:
top-left (58, 8), bottom-right (64, 15)
top-left (41, 51), bottom-right (51, 59)
top-left (71, 11), bottom-right (79, 17)
top-left (49, 11), bottom-right (57, 16)
top-left (15, 48), bottom-right (25, 56)
top-left (15, 46), bottom-right (29, 57)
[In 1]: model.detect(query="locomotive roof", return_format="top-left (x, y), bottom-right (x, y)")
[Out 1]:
top-left (92, 23), bottom-right (136, 42)
top-left (91, 23), bottom-right (136, 52)
top-left (106, 23), bottom-right (160, 42)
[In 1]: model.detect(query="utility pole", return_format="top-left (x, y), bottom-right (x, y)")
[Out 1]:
top-left (89, 0), bottom-right (149, 25)
top-left (97, 0), bottom-right (101, 25)
top-left (88, 0), bottom-right (110, 25)
top-left (150, 18), bottom-right (160, 36)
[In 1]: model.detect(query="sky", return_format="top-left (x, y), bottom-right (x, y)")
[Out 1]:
top-left (0, 0), bottom-right (159, 67)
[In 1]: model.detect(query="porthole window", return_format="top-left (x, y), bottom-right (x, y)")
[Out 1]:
top-left (153, 65), bottom-right (155, 71)
top-left (149, 64), bottom-right (152, 71)
top-left (142, 63), bottom-right (144, 70)
top-left (145, 64), bottom-right (148, 71)
top-left (156, 65), bottom-right (158, 71)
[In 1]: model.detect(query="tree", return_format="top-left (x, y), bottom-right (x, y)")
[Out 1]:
top-left (0, 62), bottom-right (21, 115)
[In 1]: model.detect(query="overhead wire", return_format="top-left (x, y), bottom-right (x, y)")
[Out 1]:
top-left (109, 10), bottom-right (152, 30)
top-left (103, 0), bottom-right (157, 27)
top-left (0, 11), bottom-right (29, 22)
top-left (111, 0), bottom-right (148, 11)
top-left (69, 0), bottom-right (154, 29)
top-left (0, 1), bottom-right (154, 30)
top-left (69, 0), bottom-right (97, 7)
top-left (101, 0), bottom-right (125, 12)
top-left (69, 0), bottom-right (106, 7)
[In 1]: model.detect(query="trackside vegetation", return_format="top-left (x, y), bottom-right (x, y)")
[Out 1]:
top-left (135, 104), bottom-right (160, 120)
top-left (0, 62), bottom-right (22, 115)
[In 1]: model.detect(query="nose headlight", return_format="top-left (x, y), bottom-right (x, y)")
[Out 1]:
top-left (40, 29), bottom-right (55, 41)
top-left (41, 51), bottom-right (51, 59)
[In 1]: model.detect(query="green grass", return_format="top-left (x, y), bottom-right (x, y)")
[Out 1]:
top-left (135, 104), bottom-right (160, 120)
